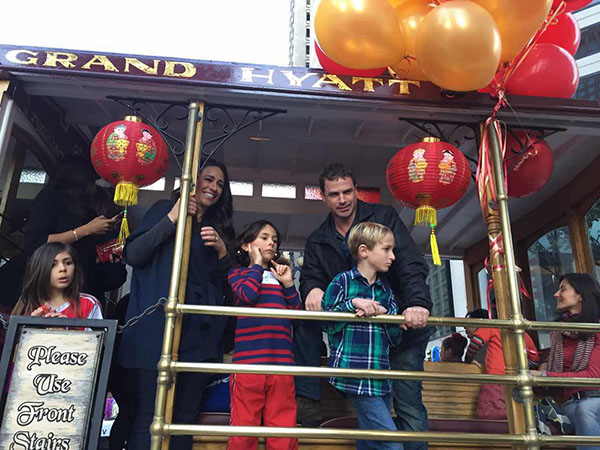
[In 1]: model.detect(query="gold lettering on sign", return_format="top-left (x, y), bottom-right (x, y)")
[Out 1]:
top-left (388, 79), bottom-right (420, 95)
top-left (163, 61), bottom-right (196, 78)
top-left (81, 55), bottom-right (119, 72)
top-left (5, 50), bottom-right (38, 65)
top-left (241, 68), bottom-right (275, 85)
top-left (280, 70), bottom-right (317, 87)
top-left (43, 52), bottom-right (78, 69)
top-left (124, 58), bottom-right (160, 75)
top-left (312, 74), bottom-right (352, 91)
top-left (352, 77), bottom-right (384, 92)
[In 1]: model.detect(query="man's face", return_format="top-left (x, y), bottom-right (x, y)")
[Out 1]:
top-left (322, 177), bottom-right (358, 220)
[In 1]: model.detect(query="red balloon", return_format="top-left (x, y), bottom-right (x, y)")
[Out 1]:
top-left (504, 131), bottom-right (554, 198)
top-left (552, 0), bottom-right (593, 12)
top-left (505, 43), bottom-right (579, 98)
top-left (538, 12), bottom-right (581, 55)
top-left (315, 42), bottom-right (386, 77)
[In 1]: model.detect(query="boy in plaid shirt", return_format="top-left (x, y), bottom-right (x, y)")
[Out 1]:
top-left (322, 222), bottom-right (403, 450)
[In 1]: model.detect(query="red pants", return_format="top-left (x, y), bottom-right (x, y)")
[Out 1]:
top-left (228, 373), bottom-right (298, 450)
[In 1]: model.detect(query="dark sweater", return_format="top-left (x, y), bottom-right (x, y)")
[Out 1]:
top-left (117, 200), bottom-right (231, 370)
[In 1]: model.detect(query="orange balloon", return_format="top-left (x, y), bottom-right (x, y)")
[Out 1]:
top-left (390, 0), bottom-right (432, 81)
top-left (315, 0), bottom-right (406, 69)
top-left (471, 0), bottom-right (552, 61)
top-left (415, 1), bottom-right (501, 91)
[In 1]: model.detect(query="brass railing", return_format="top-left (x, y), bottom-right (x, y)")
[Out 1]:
top-left (150, 102), bottom-right (600, 449)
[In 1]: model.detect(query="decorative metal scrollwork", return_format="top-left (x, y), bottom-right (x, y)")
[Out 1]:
top-left (201, 105), bottom-right (283, 168)
top-left (107, 96), bottom-right (285, 169)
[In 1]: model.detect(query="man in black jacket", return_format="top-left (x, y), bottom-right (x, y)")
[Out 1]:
top-left (295, 163), bottom-right (432, 449)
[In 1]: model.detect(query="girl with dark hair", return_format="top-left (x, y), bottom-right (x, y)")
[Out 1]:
top-left (532, 273), bottom-right (600, 449)
top-left (13, 242), bottom-right (102, 319)
top-left (24, 157), bottom-right (126, 305)
top-left (117, 160), bottom-right (235, 450)
top-left (227, 220), bottom-right (300, 450)
top-left (441, 333), bottom-right (468, 362)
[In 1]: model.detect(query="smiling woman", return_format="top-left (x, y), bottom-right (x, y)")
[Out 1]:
top-left (116, 159), bottom-right (235, 450)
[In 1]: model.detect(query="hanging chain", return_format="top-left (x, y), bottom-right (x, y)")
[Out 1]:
top-left (288, 0), bottom-right (296, 66)
top-left (0, 313), bottom-right (8, 330)
top-left (117, 297), bottom-right (168, 334)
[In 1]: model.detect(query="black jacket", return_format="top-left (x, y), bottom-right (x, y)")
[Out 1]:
top-left (299, 200), bottom-right (432, 313)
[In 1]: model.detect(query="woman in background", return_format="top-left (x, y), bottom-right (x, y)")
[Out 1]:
top-left (532, 273), bottom-right (600, 450)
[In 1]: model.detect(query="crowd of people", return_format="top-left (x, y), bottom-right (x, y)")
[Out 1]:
top-left (8, 158), bottom-right (600, 450)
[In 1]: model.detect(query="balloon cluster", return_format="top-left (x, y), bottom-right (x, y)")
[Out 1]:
top-left (314, 0), bottom-right (589, 96)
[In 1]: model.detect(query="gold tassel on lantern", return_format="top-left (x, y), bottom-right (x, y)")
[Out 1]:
top-left (114, 181), bottom-right (138, 245)
top-left (414, 205), bottom-right (437, 227)
top-left (429, 224), bottom-right (441, 266)
top-left (114, 181), bottom-right (139, 207)
top-left (117, 208), bottom-right (130, 246)
top-left (414, 205), bottom-right (441, 266)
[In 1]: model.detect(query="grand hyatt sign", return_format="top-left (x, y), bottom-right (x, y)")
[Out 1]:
top-left (0, 45), bottom-right (450, 100)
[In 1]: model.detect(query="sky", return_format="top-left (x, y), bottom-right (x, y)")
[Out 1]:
top-left (0, 0), bottom-right (291, 66)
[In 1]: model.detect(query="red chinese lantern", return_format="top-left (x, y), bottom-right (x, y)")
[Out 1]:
top-left (386, 137), bottom-right (471, 265)
top-left (504, 131), bottom-right (554, 198)
top-left (91, 116), bottom-right (169, 242)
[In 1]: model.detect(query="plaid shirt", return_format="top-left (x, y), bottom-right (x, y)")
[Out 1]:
top-left (322, 267), bottom-right (402, 396)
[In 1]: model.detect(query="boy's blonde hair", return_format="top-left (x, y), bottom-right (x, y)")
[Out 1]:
top-left (348, 222), bottom-right (393, 260)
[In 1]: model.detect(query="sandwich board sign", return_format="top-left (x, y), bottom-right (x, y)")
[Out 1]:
top-left (0, 317), bottom-right (116, 450)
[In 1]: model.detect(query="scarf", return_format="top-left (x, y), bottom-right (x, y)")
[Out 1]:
top-left (547, 312), bottom-right (596, 373)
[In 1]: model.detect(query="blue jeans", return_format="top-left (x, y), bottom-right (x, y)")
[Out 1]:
top-left (347, 393), bottom-right (403, 450)
top-left (562, 396), bottom-right (600, 450)
top-left (389, 328), bottom-right (431, 450)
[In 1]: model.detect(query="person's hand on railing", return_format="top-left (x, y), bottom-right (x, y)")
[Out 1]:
top-left (402, 306), bottom-right (430, 330)
top-left (352, 298), bottom-right (386, 317)
top-left (305, 288), bottom-right (324, 311)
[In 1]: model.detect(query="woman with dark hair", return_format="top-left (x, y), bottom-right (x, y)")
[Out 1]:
top-left (440, 333), bottom-right (468, 362)
top-left (24, 157), bottom-right (126, 304)
top-left (532, 273), bottom-right (600, 449)
top-left (117, 159), bottom-right (235, 450)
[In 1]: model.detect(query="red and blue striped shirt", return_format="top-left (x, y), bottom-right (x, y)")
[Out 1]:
top-left (228, 265), bottom-right (301, 365)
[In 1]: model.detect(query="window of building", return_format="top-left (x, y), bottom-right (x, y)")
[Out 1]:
top-left (527, 226), bottom-right (575, 347)
top-left (426, 258), bottom-right (454, 340)
top-left (262, 182), bottom-right (296, 199)
top-left (140, 177), bottom-right (165, 191)
top-left (586, 199), bottom-right (600, 281)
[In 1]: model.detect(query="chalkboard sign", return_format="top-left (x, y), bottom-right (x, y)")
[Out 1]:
top-left (0, 317), bottom-right (116, 450)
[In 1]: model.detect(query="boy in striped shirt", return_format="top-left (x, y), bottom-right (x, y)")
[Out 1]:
top-left (322, 222), bottom-right (403, 450)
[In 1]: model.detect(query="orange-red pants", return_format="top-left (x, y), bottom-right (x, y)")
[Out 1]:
top-left (228, 373), bottom-right (298, 450)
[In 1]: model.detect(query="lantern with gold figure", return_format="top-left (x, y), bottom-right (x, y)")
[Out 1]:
top-left (91, 116), bottom-right (169, 244)
top-left (386, 137), bottom-right (471, 265)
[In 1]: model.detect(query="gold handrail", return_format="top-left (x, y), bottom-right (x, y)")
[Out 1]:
top-left (168, 361), bottom-right (600, 387)
top-left (159, 424), bottom-right (600, 447)
top-left (178, 304), bottom-right (600, 333)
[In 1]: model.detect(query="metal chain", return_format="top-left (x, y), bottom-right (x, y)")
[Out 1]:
top-left (288, 0), bottom-right (296, 66)
top-left (0, 313), bottom-right (8, 330)
top-left (117, 297), bottom-right (167, 334)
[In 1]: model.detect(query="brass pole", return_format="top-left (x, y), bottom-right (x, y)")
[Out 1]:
top-left (487, 120), bottom-right (539, 450)
top-left (150, 102), bottom-right (200, 450)
top-left (161, 103), bottom-right (205, 450)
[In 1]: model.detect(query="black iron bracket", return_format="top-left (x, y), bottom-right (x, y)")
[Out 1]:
top-left (106, 96), bottom-right (285, 169)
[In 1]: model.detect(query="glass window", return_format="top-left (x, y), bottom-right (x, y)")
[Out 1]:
top-left (426, 258), bottom-right (454, 340)
top-left (230, 181), bottom-right (253, 197)
top-left (19, 168), bottom-right (47, 184)
top-left (528, 226), bottom-right (575, 347)
top-left (140, 177), bottom-right (165, 191)
top-left (262, 182), bottom-right (296, 199)
top-left (585, 199), bottom-right (600, 281)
